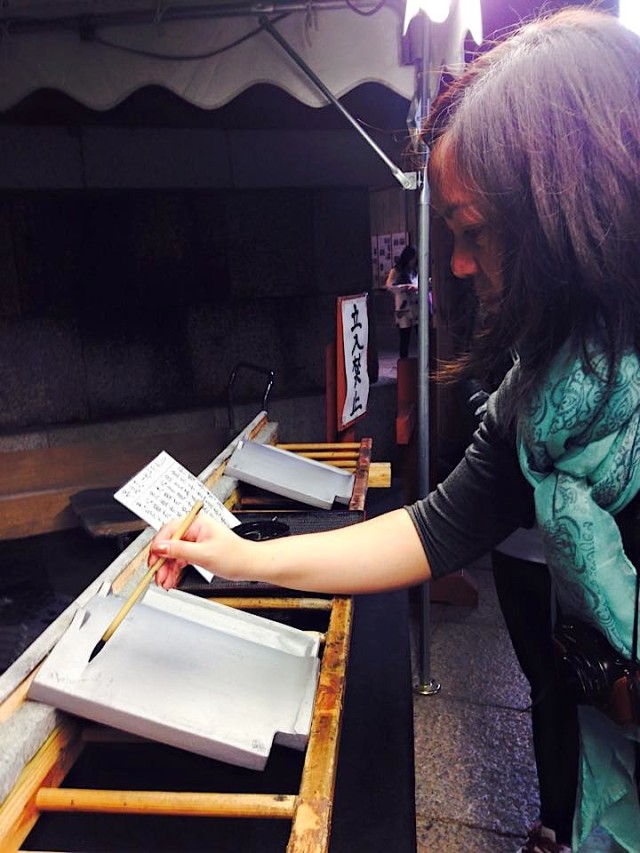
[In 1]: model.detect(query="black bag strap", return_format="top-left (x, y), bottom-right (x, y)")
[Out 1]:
top-left (616, 495), bottom-right (640, 663)
top-left (633, 568), bottom-right (639, 665)
top-left (619, 501), bottom-right (640, 737)
top-left (629, 530), bottom-right (640, 782)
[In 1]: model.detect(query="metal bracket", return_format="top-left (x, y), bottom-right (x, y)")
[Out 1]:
top-left (259, 14), bottom-right (416, 191)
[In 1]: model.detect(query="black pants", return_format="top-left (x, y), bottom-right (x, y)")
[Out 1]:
top-left (398, 326), bottom-right (416, 359)
top-left (492, 551), bottom-right (580, 845)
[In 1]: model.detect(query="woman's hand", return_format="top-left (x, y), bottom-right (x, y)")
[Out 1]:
top-left (149, 507), bottom-right (430, 595)
top-left (149, 513), bottom-right (251, 589)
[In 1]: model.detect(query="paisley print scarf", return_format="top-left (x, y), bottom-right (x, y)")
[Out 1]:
top-left (518, 344), bottom-right (640, 654)
top-left (517, 343), bottom-right (640, 851)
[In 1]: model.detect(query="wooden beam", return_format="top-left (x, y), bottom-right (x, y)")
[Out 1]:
top-left (0, 663), bottom-right (43, 725)
top-left (349, 438), bottom-right (372, 512)
top-left (321, 461), bottom-right (390, 488)
top-left (366, 462), bottom-right (391, 488)
top-left (207, 597), bottom-right (333, 611)
top-left (0, 429), bottom-right (226, 540)
top-left (287, 596), bottom-right (353, 853)
top-left (291, 451), bottom-right (359, 461)
top-left (277, 443), bottom-right (361, 451)
top-left (0, 718), bottom-right (84, 851)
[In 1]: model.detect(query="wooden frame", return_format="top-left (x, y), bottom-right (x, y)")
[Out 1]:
top-left (0, 415), bottom-right (375, 853)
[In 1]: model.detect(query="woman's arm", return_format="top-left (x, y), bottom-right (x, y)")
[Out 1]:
top-left (384, 268), bottom-right (398, 289)
top-left (150, 372), bottom-right (532, 593)
top-left (151, 507), bottom-right (430, 594)
top-left (407, 369), bottom-right (535, 579)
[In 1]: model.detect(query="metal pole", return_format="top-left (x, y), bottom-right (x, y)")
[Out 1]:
top-left (259, 15), bottom-right (415, 190)
top-left (414, 14), bottom-right (440, 697)
top-left (258, 10), bottom-right (439, 693)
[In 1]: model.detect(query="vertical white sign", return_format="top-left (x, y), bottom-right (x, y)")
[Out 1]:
top-left (340, 295), bottom-right (369, 427)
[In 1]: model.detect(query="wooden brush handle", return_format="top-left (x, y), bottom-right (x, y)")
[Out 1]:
top-left (100, 499), bottom-right (204, 644)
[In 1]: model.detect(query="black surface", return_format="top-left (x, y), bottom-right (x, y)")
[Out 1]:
top-left (0, 527), bottom-right (117, 674)
top-left (0, 581), bottom-right (73, 672)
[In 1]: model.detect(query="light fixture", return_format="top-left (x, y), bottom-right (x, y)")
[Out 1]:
top-left (460, 0), bottom-right (482, 45)
top-left (619, 0), bottom-right (640, 37)
top-left (418, 0), bottom-right (451, 23)
top-left (403, 0), bottom-right (450, 33)
top-left (403, 0), bottom-right (482, 45)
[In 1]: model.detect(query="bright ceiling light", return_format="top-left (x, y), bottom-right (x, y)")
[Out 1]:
top-left (403, 0), bottom-right (482, 45)
top-left (404, 0), bottom-right (451, 32)
top-left (460, 0), bottom-right (482, 45)
top-left (620, 0), bottom-right (640, 36)
top-left (419, 0), bottom-right (451, 23)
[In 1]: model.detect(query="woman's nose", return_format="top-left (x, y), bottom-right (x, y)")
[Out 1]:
top-left (450, 245), bottom-right (478, 279)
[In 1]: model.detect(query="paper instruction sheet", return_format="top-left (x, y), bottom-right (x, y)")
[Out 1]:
top-left (115, 450), bottom-right (239, 581)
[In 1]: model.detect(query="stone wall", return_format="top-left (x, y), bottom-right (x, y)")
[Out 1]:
top-left (0, 84), bottom-right (409, 437)
top-left (0, 185), bottom-right (372, 432)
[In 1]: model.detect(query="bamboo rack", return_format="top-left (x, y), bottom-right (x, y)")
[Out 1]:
top-left (0, 426), bottom-right (377, 853)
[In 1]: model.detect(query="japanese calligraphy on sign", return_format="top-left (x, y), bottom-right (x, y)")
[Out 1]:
top-left (338, 293), bottom-right (370, 430)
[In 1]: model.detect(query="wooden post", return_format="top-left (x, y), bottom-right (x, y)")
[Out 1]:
top-left (287, 597), bottom-right (353, 853)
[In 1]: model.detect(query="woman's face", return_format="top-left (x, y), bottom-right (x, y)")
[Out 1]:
top-left (429, 139), bottom-right (504, 313)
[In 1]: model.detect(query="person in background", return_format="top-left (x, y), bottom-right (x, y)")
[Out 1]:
top-left (150, 10), bottom-right (640, 852)
top-left (385, 244), bottom-right (419, 358)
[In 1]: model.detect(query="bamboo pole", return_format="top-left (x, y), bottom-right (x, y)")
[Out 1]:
top-left (35, 789), bottom-right (296, 819)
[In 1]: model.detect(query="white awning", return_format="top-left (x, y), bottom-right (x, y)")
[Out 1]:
top-left (0, 0), bottom-right (416, 111)
top-left (0, 0), bottom-right (482, 113)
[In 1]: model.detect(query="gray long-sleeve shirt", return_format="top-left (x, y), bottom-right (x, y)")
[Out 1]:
top-left (406, 371), bottom-right (536, 579)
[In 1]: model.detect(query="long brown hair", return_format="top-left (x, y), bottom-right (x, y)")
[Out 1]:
top-left (426, 8), bottom-right (640, 415)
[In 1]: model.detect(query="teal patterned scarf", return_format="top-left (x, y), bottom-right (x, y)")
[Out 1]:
top-left (517, 343), bottom-right (640, 851)
top-left (517, 344), bottom-right (640, 658)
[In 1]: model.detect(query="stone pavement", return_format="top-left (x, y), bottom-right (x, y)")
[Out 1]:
top-left (410, 562), bottom-right (623, 852)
